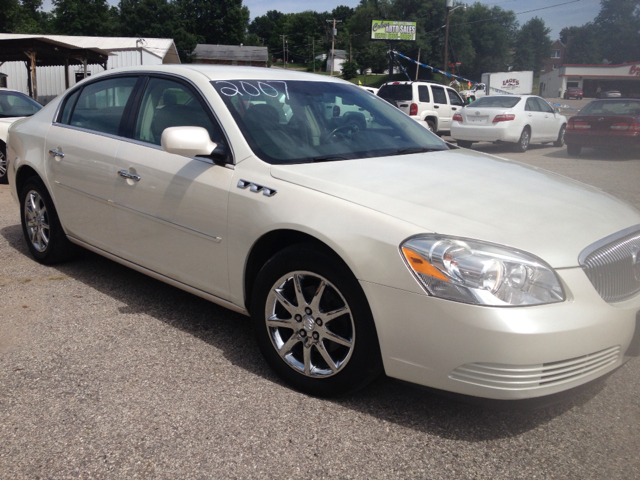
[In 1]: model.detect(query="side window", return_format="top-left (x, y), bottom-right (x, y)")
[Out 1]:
top-left (418, 85), bottom-right (430, 103)
top-left (535, 97), bottom-right (554, 113)
top-left (135, 77), bottom-right (225, 147)
top-left (431, 86), bottom-right (447, 105)
top-left (447, 89), bottom-right (464, 106)
top-left (69, 77), bottom-right (137, 135)
top-left (525, 98), bottom-right (540, 112)
top-left (59, 89), bottom-right (80, 125)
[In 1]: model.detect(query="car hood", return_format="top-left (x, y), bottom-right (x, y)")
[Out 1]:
top-left (270, 149), bottom-right (640, 268)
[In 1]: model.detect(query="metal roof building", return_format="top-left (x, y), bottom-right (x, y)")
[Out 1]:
top-left (0, 34), bottom-right (180, 104)
top-left (192, 45), bottom-right (269, 67)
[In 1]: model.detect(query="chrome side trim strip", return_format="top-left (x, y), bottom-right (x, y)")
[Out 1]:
top-left (67, 236), bottom-right (248, 316)
top-left (55, 182), bottom-right (222, 243)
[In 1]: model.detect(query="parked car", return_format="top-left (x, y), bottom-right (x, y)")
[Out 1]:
top-left (377, 80), bottom-right (465, 134)
top-left (564, 87), bottom-right (583, 100)
top-left (0, 88), bottom-right (42, 184)
top-left (598, 90), bottom-right (622, 98)
top-left (565, 98), bottom-right (640, 156)
top-left (450, 95), bottom-right (567, 152)
top-left (359, 86), bottom-right (379, 95)
top-left (7, 65), bottom-right (640, 399)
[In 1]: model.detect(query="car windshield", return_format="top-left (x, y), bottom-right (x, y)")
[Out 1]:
top-left (213, 80), bottom-right (448, 165)
top-left (468, 96), bottom-right (522, 108)
top-left (377, 84), bottom-right (413, 102)
top-left (580, 100), bottom-right (640, 115)
top-left (0, 91), bottom-right (42, 118)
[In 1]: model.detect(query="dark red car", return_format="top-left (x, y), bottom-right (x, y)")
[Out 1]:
top-left (565, 99), bottom-right (640, 156)
top-left (564, 87), bottom-right (583, 100)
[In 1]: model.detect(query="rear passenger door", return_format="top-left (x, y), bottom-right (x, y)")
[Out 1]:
top-left (112, 76), bottom-right (234, 299)
top-left (524, 97), bottom-right (546, 141)
top-left (45, 75), bottom-right (139, 251)
top-left (430, 85), bottom-right (452, 130)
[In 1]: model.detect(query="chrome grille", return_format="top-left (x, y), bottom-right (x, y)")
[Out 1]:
top-left (579, 226), bottom-right (640, 303)
top-left (449, 346), bottom-right (621, 390)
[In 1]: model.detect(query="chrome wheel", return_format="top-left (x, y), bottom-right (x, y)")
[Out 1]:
top-left (264, 271), bottom-right (355, 378)
top-left (514, 128), bottom-right (530, 152)
top-left (24, 190), bottom-right (50, 253)
top-left (0, 150), bottom-right (6, 177)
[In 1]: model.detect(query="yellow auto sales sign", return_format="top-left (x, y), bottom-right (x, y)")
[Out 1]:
top-left (371, 20), bottom-right (417, 41)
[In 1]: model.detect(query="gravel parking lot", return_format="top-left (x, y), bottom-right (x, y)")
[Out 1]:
top-left (1, 123), bottom-right (639, 478)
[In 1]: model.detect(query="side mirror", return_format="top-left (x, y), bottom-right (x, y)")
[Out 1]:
top-left (554, 107), bottom-right (560, 114)
top-left (161, 126), bottom-right (217, 157)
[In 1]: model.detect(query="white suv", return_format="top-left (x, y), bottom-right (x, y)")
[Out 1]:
top-left (377, 81), bottom-right (465, 134)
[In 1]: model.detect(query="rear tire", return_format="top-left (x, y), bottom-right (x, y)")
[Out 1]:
top-left (426, 119), bottom-right (436, 133)
top-left (19, 176), bottom-right (76, 264)
top-left (251, 244), bottom-right (383, 397)
top-left (0, 142), bottom-right (8, 185)
top-left (553, 125), bottom-right (566, 148)
top-left (513, 127), bottom-right (530, 152)
top-left (567, 144), bottom-right (582, 156)
top-left (457, 140), bottom-right (473, 149)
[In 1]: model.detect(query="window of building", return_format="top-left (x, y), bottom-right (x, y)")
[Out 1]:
top-left (552, 50), bottom-right (561, 58)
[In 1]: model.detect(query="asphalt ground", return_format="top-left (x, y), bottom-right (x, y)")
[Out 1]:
top-left (1, 111), bottom-right (640, 478)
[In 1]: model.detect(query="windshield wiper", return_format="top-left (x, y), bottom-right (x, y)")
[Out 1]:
top-left (393, 147), bottom-right (443, 155)
top-left (312, 155), bottom-right (348, 162)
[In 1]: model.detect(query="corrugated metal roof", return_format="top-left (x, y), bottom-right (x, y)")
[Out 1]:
top-left (0, 34), bottom-right (179, 63)
top-left (193, 44), bottom-right (268, 62)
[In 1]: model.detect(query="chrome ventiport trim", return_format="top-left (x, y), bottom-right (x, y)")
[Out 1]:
top-left (237, 179), bottom-right (277, 197)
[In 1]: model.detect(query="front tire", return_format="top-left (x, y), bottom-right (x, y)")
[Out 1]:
top-left (513, 127), bottom-right (530, 152)
top-left (251, 244), bottom-right (383, 397)
top-left (426, 119), bottom-right (436, 133)
top-left (553, 125), bottom-right (566, 148)
top-left (19, 176), bottom-right (75, 264)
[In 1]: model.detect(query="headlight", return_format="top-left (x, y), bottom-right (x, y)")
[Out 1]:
top-left (400, 235), bottom-right (565, 306)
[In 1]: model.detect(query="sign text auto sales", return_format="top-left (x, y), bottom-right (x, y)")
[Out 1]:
top-left (371, 20), bottom-right (417, 41)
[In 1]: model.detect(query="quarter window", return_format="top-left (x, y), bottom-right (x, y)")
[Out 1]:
top-left (134, 77), bottom-right (225, 147)
top-left (68, 77), bottom-right (137, 136)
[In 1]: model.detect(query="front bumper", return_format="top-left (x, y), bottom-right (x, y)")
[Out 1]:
top-left (450, 122), bottom-right (521, 143)
top-left (362, 267), bottom-right (640, 399)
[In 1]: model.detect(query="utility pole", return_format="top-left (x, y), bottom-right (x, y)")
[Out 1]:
top-left (326, 19), bottom-right (342, 76)
top-left (280, 34), bottom-right (287, 68)
top-left (415, 47), bottom-right (421, 80)
top-left (444, 0), bottom-right (452, 75)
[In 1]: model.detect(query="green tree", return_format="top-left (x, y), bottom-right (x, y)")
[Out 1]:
top-left (51, 0), bottom-right (114, 35)
top-left (561, 24), bottom-right (602, 64)
top-left (341, 59), bottom-right (359, 79)
top-left (593, 0), bottom-right (640, 64)
top-left (513, 17), bottom-right (552, 72)
top-left (175, 0), bottom-right (249, 46)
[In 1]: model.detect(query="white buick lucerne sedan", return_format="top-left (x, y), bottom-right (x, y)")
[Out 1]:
top-left (451, 95), bottom-right (567, 152)
top-left (6, 65), bottom-right (640, 399)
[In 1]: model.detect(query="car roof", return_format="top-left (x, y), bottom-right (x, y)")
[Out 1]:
top-left (92, 64), bottom-right (350, 84)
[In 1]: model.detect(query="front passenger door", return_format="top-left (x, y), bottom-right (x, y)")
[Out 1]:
top-left (112, 77), bottom-right (234, 299)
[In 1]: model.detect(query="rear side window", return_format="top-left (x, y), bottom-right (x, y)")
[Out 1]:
top-left (68, 77), bottom-right (137, 136)
top-left (431, 86), bottom-right (447, 105)
top-left (418, 85), bottom-right (430, 103)
top-left (525, 98), bottom-right (540, 112)
top-left (378, 84), bottom-right (412, 102)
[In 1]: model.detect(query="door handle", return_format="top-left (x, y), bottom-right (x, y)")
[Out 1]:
top-left (434, 105), bottom-right (440, 109)
top-left (48, 149), bottom-right (64, 158)
top-left (118, 170), bottom-right (141, 181)
top-left (452, 107), bottom-right (457, 111)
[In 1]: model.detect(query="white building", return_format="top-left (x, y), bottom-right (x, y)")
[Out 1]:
top-left (0, 34), bottom-right (180, 104)
top-left (540, 62), bottom-right (640, 99)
